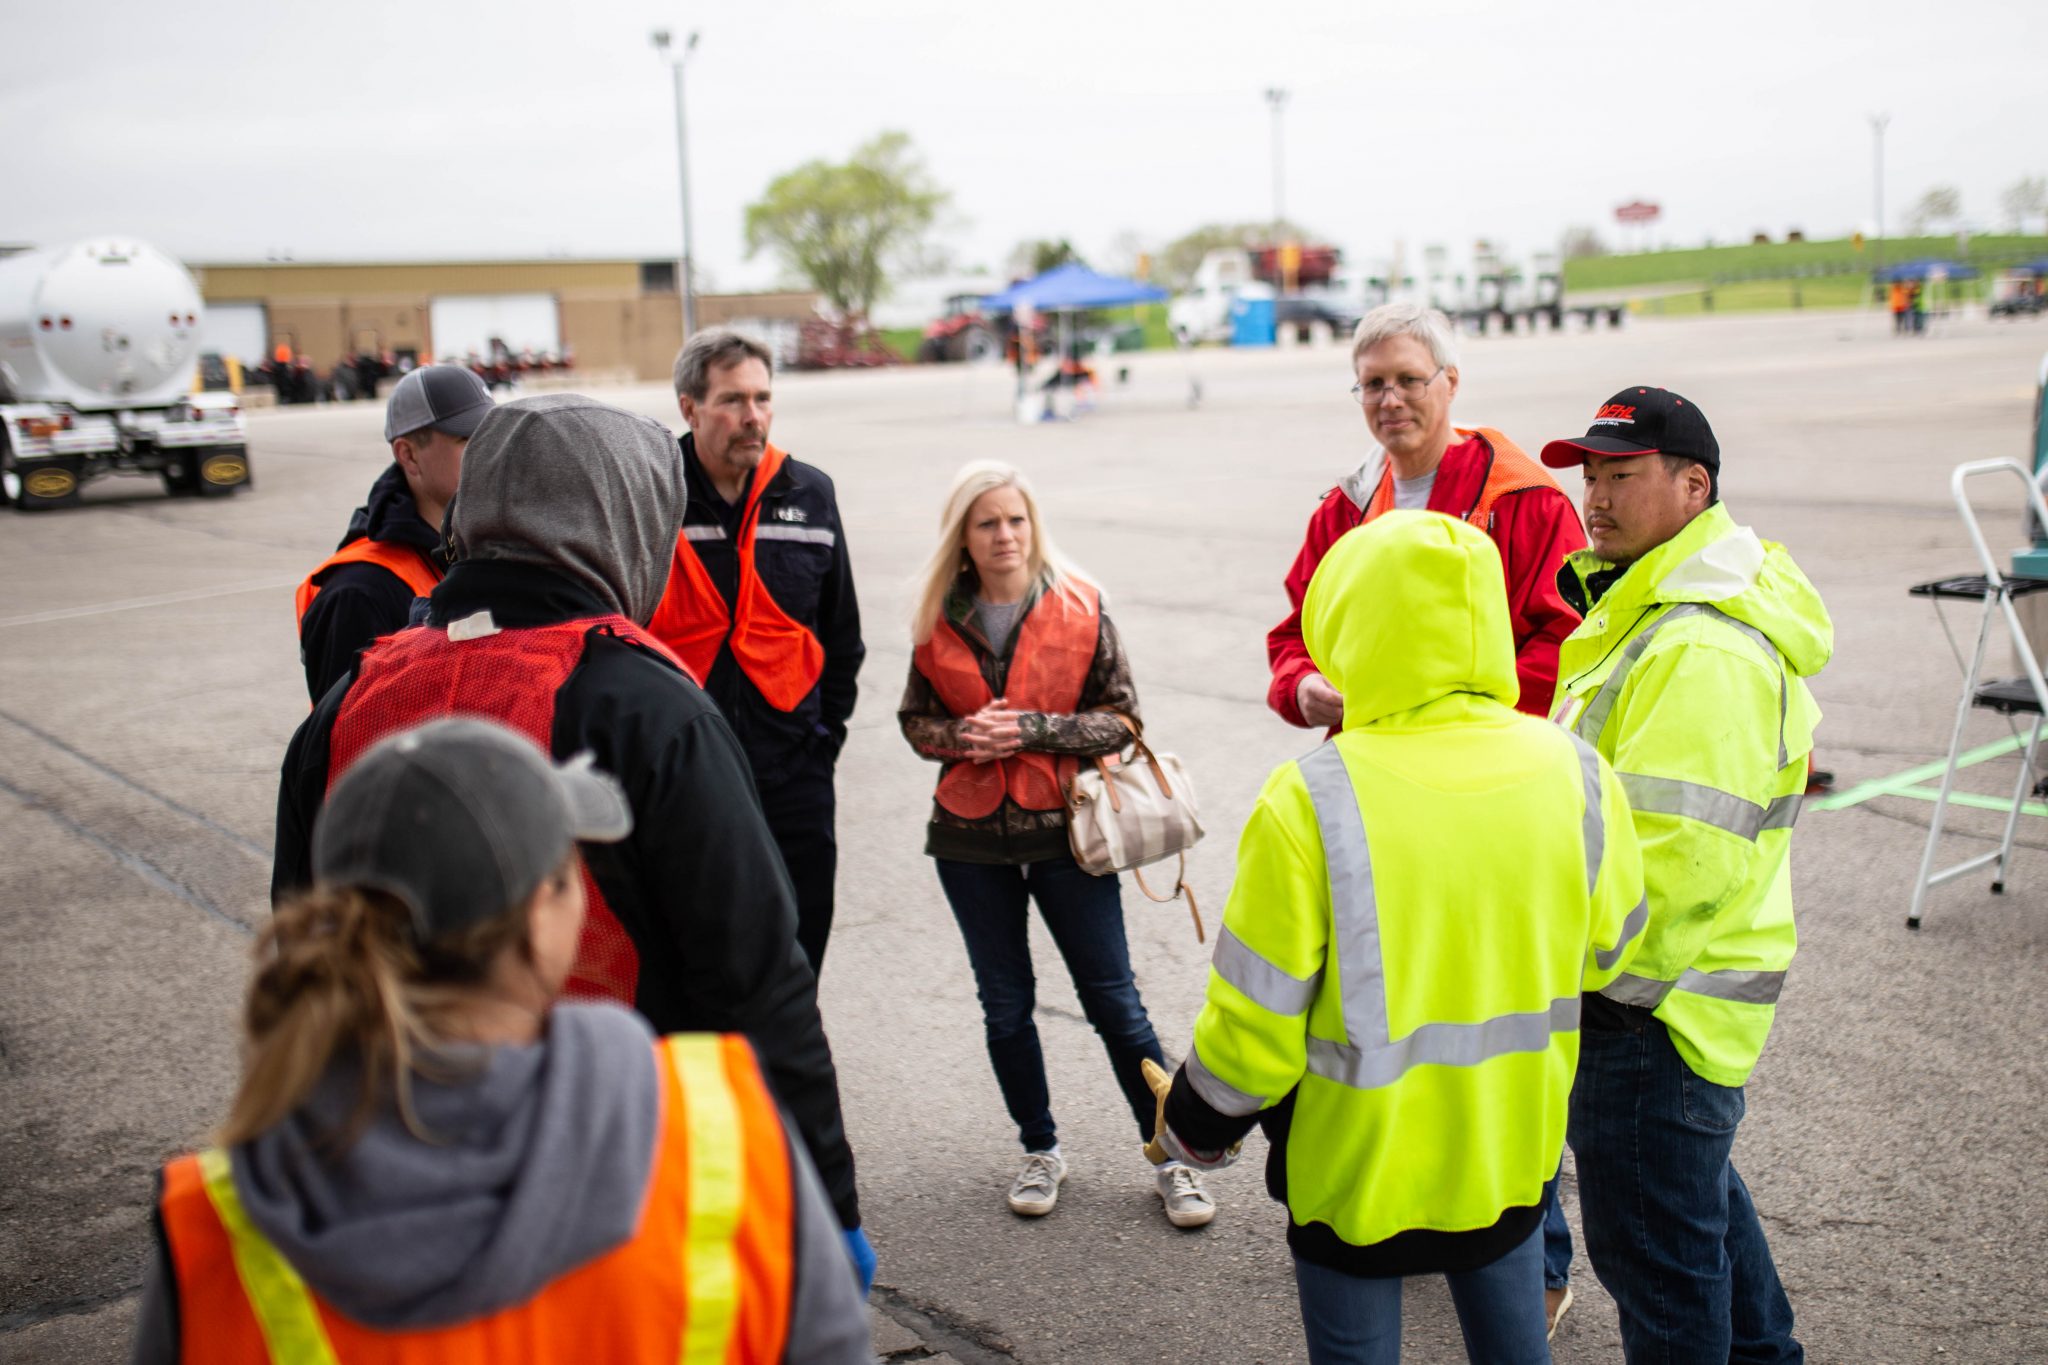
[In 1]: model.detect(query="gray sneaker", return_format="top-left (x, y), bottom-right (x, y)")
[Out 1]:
top-left (1156, 1162), bottom-right (1216, 1228)
top-left (1007, 1150), bottom-right (1068, 1216)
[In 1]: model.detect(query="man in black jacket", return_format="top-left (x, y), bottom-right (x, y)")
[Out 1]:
top-left (272, 394), bottom-right (871, 1277)
top-left (648, 330), bottom-right (864, 974)
top-left (296, 365), bottom-right (493, 702)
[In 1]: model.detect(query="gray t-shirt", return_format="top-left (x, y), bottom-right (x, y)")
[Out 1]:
top-left (1392, 470), bottom-right (1437, 511)
top-left (976, 595), bottom-right (1024, 652)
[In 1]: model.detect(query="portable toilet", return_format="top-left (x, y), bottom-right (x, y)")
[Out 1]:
top-left (1231, 295), bottom-right (1276, 347)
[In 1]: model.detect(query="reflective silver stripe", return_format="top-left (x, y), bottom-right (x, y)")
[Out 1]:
top-left (755, 524), bottom-right (837, 546)
top-left (1619, 772), bottom-right (1768, 840)
top-left (1185, 1044), bottom-right (1264, 1117)
top-left (1572, 603), bottom-right (1791, 769)
top-left (1676, 966), bottom-right (1786, 1005)
top-left (1760, 793), bottom-right (1802, 831)
top-left (1211, 925), bottom-right (1321, 1016)
top-left (1600, 972), bottom-right (1672, 1008)
top-left (1298, 744), bottom-right (1385, 1054)
top-left (1295, 742), bottom-right (1580, 1093)
top-left (1597, 897), bottom-right (1649, 971)
top-left (1599, 963), bottom-right (1784, 1008)
top-left (1307, 997), bottom-right (1581, 1090)
top-left (1568, 732), bottom-right (1604, 896)
top-left (682, 525), bottom-right (727, 542)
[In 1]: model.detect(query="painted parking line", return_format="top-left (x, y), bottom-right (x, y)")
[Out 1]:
top-left (1811, 735), bottom-right (2032, 813)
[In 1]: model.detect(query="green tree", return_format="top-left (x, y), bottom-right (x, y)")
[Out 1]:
top-left (1906, 185), bottom-right (1962, 234)
top-left (2002, 176), bottom-right (2047, 234)
top-left (743, 131), bottom-right (949, 322)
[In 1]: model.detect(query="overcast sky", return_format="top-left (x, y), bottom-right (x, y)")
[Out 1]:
top-left (3, 0), bottom-right (2038, 290)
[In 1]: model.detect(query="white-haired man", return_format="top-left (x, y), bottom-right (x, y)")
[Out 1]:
top-left (1267, 302), bottom-right (1585, 729)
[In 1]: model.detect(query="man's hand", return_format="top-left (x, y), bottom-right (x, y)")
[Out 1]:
top-left (1296, 673), bottom-right (1344, 729)
top-left (1141, 1057), bottom-right (1241, 1170)
top-left (960, 698), bottom-right (1026, 763)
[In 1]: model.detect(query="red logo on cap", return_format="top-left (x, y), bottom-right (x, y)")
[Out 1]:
top-left (1595, 404), bottom-right (1636, 423)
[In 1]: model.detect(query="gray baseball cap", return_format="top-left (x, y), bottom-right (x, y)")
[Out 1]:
top-left (312, 718), bottom-right (632, 940)
top-left (384, 364), bottom-right (496, 443)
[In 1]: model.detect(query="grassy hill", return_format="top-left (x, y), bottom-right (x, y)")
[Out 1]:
top-left (1565, 234), bottom-right (2048, 297)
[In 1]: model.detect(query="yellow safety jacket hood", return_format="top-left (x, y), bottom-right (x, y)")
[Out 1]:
top-left (1303, 508), bottom-right (1520, 728)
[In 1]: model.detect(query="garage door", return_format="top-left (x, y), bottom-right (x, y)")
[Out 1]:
top-left (429, 294), bottom-right (561, 361)
top-left (201, 301), bottom-right (269, 368)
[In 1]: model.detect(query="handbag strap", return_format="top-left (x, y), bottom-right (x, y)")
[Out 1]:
top-left (1095, 710), bottom-right (1175, 802)
top-left (1130, 850), bottom-right (1204, 943)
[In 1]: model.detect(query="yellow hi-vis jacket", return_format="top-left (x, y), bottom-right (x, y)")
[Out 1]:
top-left (1551, 502), bottom-right (1831, 1087)
top-left (1185, 511), bottom-right (1647, 1251)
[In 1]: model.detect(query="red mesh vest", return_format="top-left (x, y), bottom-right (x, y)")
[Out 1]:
top-left (328, 615), bottom-right (680, 1004)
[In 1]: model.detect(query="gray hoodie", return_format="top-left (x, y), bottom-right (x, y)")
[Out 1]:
top-left (447, 394), bottom-right (684, 625)
top-left (131, 1004), bottom-right (869, 1363)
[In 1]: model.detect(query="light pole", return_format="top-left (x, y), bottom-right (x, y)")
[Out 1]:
top-left (1264, 87), bottom-right (1290, 234)
top-left (652, 28), bottom-right (701, 341)
top-left (1870, 112), bottom-right (1890, 277)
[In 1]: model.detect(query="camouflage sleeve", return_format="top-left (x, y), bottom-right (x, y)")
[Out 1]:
top-left (899, 659), bottom-right (973, 762)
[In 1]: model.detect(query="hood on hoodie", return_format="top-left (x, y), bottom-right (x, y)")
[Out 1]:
top-left (232, 1003), bottom-right (660, 1330)
top-left (448, 395), bottom-right (683, 625)
top-left (1303, 509), bottom-right (1519, 728)
top-left (340, 462), bottom-right (441, 557)
top-left (1561, 503), bottom-right (1832, 680)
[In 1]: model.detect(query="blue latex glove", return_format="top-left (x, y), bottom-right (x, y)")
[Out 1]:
top-left (843, 1225), bottom-right (876, 1295)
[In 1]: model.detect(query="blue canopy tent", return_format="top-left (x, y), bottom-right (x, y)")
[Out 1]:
top-left (981, 265), bottom-right (1168, 418)
top-left (1873, 258), bottom-right (1980, 282)
top-left (980, 263), bottom-right (1167, 312)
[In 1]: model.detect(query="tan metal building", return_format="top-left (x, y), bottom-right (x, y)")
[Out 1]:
top-left (191, 258), bottom-right (817, 383)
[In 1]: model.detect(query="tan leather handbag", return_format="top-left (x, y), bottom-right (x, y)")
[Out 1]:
top-left (1064, 717), bottom-right (1207, 941)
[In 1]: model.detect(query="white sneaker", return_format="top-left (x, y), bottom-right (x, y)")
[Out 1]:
top-left (1007, 1150), bottom-right (1068, 1216)
top-left (1156, 1162), bottom-right (1216, 1228)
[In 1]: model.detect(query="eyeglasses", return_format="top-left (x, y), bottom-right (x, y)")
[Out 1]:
top-left (1350, 366), bottom-right (1445, 405)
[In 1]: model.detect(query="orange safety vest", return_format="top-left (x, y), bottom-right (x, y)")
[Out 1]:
top-left (1361, 426), bottom-right (1560, 532)
top-left (912, 582), bottom-right (1100, 818)
top-left (295, 539), bottom-right (443, 634)
top-left (647, 445), bottom-right (825, 713)
top-left (157, 1033), bottom-right (795, 1365)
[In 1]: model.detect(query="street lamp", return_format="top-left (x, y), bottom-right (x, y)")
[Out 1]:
top-left (652, 27), bottom-right (701, 341)
top-left (1264, 87), bottom-right (1290, 234)
top-left (1870, 113), bottom-right (1890, 277)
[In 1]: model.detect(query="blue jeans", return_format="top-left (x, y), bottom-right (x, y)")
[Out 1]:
top-left (935, 855), bottom-right (1164, 1150)
top-left (1293, 1222), bottom-right (1551, 1365)
top-left (1569, 1004), bottom-right (1802, 1364)
top-left (1541, 1169), bottom-right (1571, 1292)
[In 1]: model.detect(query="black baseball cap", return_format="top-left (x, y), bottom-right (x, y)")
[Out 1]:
top-left (312, 718), bottom-right (631, 941)
top-left (383, 364), bottom-right (495, 444)
top-left (1540, 386), bottom-right (1720, 472)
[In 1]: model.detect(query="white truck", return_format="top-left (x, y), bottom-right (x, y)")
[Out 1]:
top-left (0, 237), bottom-right (250, 511)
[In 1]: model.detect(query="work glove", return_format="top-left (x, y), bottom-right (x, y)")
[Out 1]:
top-left (843, 1225), bottom-right (876, 1295)
top-left (1140, 1057), bottom-right (1242, 1170)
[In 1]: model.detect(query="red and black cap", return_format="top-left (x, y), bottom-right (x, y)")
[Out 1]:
top-left (1540, 386), bottom-right (1719, 471)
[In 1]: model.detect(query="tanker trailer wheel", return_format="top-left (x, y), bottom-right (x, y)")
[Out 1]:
top-left (161, 451), bottom-right (199, 496)
top-left (193, 448), bottom-right (251, 498)
top-left (11, 455), bottom-right (84, 511)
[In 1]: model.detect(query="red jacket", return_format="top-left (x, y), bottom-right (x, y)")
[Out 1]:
top-left (1265, 429), bottom-right (1587, 724)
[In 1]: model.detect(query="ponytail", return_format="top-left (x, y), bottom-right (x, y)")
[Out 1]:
top-left (222, 881), bottom-right (533, 1149)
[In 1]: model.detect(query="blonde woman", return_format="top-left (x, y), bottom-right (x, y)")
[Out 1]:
top-left (899, 461), bottom-right (1215, 1229)
top-left (131, 719), bottom-right (868, 1365)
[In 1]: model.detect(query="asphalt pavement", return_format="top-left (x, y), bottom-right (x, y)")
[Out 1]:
top-left (4, 307), bottom-right (2046, 1363)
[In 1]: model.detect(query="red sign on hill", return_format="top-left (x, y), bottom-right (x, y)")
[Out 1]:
top-left (1615, 201), bottom-right (1662, 224)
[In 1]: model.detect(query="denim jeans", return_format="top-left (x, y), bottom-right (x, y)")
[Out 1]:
top-left (1569, 1004), bottom-right (1802, 1364)
top-left (1292, 1222), bottom-right (1551, 1365)
top-left (1541, 1169), bottom-right (1572, 1292)
top-left (935, 855), bottom-right (1165, 1151)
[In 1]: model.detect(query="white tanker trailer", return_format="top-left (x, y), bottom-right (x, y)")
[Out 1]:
top-left (0, 237), bottom-right (249, 510)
